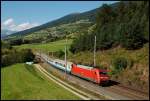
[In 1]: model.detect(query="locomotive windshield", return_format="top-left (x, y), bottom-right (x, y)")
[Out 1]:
top-left (100, 72), bottom-right (107, 75)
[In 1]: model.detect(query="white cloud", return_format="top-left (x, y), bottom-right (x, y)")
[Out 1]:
top-left (13, 22), bottom-right (39, 31)
top-left (2, 18), bottom-right (39, 32)
top-left (3, 18), bottom-right (14, 26)
top-left (2, 18), bottom-right (15, 30)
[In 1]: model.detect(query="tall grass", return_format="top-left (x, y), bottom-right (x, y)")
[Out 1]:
top-left (1, 63), bottom-right (81, 100)
top-left (68, 43), bottom-right (149, 92)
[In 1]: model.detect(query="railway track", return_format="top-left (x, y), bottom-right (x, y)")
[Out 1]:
top-left (40, 62), bottom-right (131, 100)
top-left (104, 84), bottom-right (149, 100)
top-left (34, 64), bottom-right (101, 100)
top-left (109, 84), bottom-right (149, 99)
top-left (35, 52), bottom-right (149, 100)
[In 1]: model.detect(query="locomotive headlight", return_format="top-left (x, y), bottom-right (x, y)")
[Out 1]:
top-left (100, 77), bottom-right (108, 79)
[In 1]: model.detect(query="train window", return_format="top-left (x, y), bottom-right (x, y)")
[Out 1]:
top-left (100, 72), bottom-right (107, 75)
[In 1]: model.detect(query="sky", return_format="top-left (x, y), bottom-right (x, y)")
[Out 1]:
top-left (1, 1), bottom-right (118, 32)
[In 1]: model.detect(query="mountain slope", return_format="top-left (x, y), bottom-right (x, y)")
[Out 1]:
top-left (5, 8), bottom-right (98, 39)
top-left (4, 2), bottom-right (122, 43)
top-left (4, 1), bottom-right (120, 40)
top-left (1, 29), bottom-right (16, 39)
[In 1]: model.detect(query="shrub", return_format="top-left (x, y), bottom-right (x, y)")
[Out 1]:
top-left (110, 57), bottom-right (128, 74)
top-left (22, 49), bottom-right (35, 62)
top-left (1, 48), bottom-right (35, 67)
top-left (113, 57), bottom-right (127, 70)
top-left (1, 55), bottom-right (13, 67)
top-left (1, 41), bottom-right (12, 49)
top-left (55, 50), bottom-right (65, 58)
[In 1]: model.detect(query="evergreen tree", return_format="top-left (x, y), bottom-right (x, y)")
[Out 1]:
top-left (70, 1), bottom-right (149, 53)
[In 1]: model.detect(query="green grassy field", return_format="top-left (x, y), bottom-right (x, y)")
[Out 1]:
top-left (14, 39), bottom-right (72, 53)
top-left (1, 63), bottom-right (81, 100)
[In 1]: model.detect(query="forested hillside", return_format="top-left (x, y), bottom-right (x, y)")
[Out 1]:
top-left (68, 1), bottom-right (149, 92)
top-left (70, 1), bottom-right (149, 53)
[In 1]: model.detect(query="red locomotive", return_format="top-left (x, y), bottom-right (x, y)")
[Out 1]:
top-left (45, 57), bottom-right (109, 85)
top-left (71, 64), bottom-right (109, 84)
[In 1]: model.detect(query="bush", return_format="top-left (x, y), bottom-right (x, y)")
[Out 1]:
top-left (1, 41), bottom-right (12, 49)
top-left (9, 38), bottom-right (23, 45)
top-left (22, 49), bottom-right (35, 62)
top-left (1, 48), bottom-right (35, 67)
top-left (1, 55), bottom-right (13, 67)
top-left (110, 57), bottom-right (128, 75)
top-left (55, 50), bottom-right (65, 58)
top-left (113, 57), bottom-right (127, 70)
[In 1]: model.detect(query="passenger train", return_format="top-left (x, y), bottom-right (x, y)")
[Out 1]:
top-left (40, 54), bottom-right (109, 84)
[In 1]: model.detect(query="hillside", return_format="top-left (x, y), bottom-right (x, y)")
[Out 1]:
top-left (1, 63), bottom-right (81, 100)
top-left (4, 9), bottom-right (98, 41)
top-left (4, 20), bottom-right (93, 44)
top-left (23, 20), bottom-right (92, 42)
top-left (68, 1), bottom-right (149, 92)
top-left (68, 43), bottom-right (149, 92)
top-left (4, 1), bottom-right (121, 42)
top-left (1, 29), bottom-right (16, 39)
top-left (70, 1), bottom-right (149, 53)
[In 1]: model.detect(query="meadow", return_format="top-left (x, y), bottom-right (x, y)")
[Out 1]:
top-left (1, 63), bottom-right (81, 100)
top-left (14, 39), bottom-right (72, 53)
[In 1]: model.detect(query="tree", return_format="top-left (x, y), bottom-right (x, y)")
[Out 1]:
top-left (1, 41), bottom-right (12, 49)
top-left (55, 50), bottom-right (65, 58)
top-left (69, 1), bottom-right (148, 53)
top-left (96, 4), bottom-right (116, 27)
top-left (116, 1), bottom-right (126, 23)
top-left (96, 26), bottom-right (113, 50)
top-left (22, 49), bottom-right (35, 62)
top-left (120, 19), bottom-right (144, 49)
top-left (9, 38), bottom-right (23, 45)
